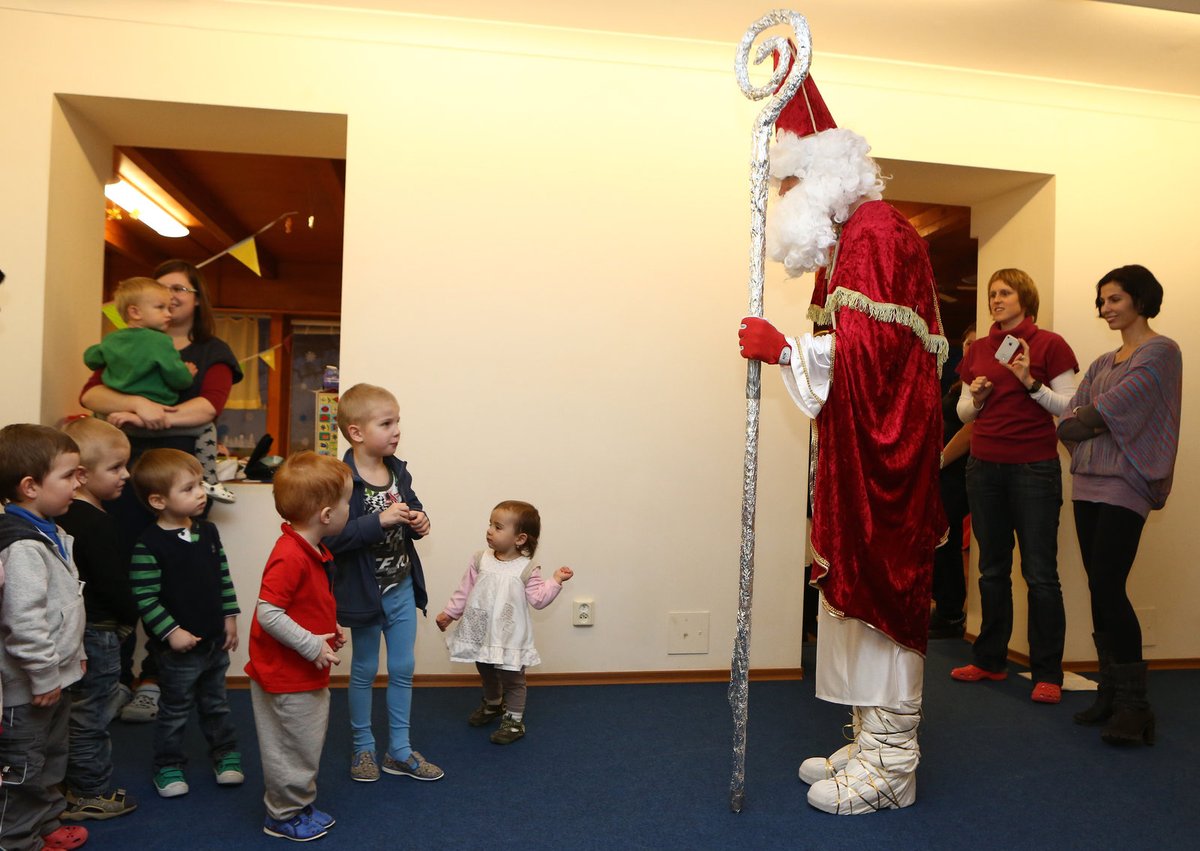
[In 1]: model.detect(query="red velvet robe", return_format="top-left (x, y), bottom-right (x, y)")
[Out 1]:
top-left (807, 200), bottom-right (947, 655)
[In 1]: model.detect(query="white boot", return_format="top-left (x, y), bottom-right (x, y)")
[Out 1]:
top-left (807, 702), bottom-right (920, 815)
top-left (798, 708), bottom-right (861, 785)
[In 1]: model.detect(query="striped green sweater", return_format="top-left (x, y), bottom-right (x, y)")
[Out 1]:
top-left (130, 519), bottom-right (239, 643)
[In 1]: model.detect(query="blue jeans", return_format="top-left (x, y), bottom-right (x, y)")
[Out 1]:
top-left (66, 626), bottom-right (123, 795)
top-left (966, 457), bottom-right (1065, 685)
top-left (348, 576), bottom-right (416, 761)
top-left (152, 639), bottom-right (237, 771)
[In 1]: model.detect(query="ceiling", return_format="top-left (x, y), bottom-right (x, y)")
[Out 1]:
top-left (106, 147), bottom-right (344, 276)
top-left (104, 147), bottom-right (346, 314)
top-left (257, 0), bottom-right (1200, 97)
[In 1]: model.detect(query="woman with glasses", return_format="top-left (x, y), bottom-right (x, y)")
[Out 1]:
top-left (80, 259), bottom-right (244, 722)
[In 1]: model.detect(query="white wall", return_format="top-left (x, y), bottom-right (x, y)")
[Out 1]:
top-left (1, 1), bottom-right (1198, 676)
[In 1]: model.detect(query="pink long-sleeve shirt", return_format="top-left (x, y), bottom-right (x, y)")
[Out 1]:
top-left (441, 552), bottom-right (562, 620)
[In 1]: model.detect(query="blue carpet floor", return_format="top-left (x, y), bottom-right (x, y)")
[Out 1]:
top-left (88, 639), bottom-right (1199, 849)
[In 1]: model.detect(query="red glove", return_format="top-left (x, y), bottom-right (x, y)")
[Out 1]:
top-left (738, 317), bottom-right (791, 364)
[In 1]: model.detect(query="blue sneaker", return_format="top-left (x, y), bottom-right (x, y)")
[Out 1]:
top-left (263, 811), bottom-right (328, 842)
top-left (301, 804), bottom-right (335, 829)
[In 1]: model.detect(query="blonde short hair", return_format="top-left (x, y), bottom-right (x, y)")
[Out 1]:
top-left (988, 268), bottom-right (1040, 322)
top-left (131, 448), bottom-right (202, 510)
top-left (115, 277), bottom-right (170, 321)
top-left (61, 418), bottom-right (130, 470)
top-left (337, 383), bottom-right (398, 441)
top-left (273, 451), bottom-right (352, 523)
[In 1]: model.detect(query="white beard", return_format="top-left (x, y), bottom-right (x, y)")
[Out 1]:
top-left (766, 186), bottom-right (840, 277)
top-left (766, 128), bottom-right (885, 278)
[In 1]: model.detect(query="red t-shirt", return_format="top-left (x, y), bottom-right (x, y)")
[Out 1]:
top-left (959, 318), bottom-right (1077, 463)
top-left (245, 524), bottom-right (338, 693)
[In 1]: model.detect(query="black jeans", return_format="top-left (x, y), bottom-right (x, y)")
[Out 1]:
top-left (966, 457), bottom-right (1065, 685)
top-left (152, 639), bottom-right (237, 771)
top-left (1073, 500), bottom-right (1147, 664)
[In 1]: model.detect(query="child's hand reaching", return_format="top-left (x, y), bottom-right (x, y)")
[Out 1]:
top-left (554, 566), bottom-right (574, 584)
top-left (435, 612), bottom-right (454, 632)
top-left (311, 634), bottom-right (342, 670)
top-left (167, 627), bottom-right (200, 652)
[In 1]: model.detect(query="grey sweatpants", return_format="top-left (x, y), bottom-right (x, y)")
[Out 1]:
top-left (250, 683), bottom-right (330, 821)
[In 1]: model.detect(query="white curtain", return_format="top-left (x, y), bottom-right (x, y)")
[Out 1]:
top-left (214, 315), bottom-right (263, 410)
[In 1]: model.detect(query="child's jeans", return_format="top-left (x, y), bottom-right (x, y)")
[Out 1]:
top-left (66, 625), bottom-right (123, 795)
top-left (152, 638), bottom-right (237, 770)
top-left (348, 576), bottom-right (416, 761)
top-left (0, 700), bottom-right (70, 849)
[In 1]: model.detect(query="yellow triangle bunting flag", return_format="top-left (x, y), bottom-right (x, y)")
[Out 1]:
top-left (229, 236), bottom-right (261, 276)
top-left (259, 349), bottom-right (276, 370)
top-left (102, 302), bottom-right (127, 329)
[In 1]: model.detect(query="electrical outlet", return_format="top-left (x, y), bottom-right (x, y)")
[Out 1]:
top-left (573, 599), bottom-right (595, 627)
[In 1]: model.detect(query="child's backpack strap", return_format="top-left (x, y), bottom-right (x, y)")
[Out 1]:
top-left (520, 558), bottom-right (540, 584)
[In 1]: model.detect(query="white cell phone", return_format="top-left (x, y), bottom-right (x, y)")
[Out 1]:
top-left (994, 334), bottom-right (1020, 363)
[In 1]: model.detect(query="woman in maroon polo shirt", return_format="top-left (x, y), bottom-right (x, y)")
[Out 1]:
top-left (949, 268), bottom-right (1078, 703)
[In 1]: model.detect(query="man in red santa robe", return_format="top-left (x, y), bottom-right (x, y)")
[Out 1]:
top-left (738, 70), bottom-right (947, 815)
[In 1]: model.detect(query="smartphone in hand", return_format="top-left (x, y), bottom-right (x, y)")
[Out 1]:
top-left (994, 334), bottom-right (1020, 363)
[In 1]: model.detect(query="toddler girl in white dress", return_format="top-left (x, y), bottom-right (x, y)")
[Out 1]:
top-left (436, 501), bottom-right (573, 744)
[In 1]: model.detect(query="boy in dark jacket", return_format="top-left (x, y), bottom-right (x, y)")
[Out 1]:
top-left (323, 383), bottom-right (443, 783)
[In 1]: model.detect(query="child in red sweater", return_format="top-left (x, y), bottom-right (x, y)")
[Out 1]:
top-left (245, 452), bottom-right (351, 842)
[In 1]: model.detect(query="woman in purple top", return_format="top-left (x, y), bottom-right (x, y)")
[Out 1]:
top-left (1058, 265), bottom-right (1182, 747)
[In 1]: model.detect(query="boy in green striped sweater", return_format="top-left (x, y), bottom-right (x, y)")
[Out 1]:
top-left (129, 448), bottom-right (242, 799)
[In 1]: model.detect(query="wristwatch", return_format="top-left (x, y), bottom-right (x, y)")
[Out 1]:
top-left (1026, 379), bottom-right (1043, 394)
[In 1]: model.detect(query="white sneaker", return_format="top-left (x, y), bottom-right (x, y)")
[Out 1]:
top-left (203, 481), bottom-right (237, 504)
top-left (120, 684), bottom-right (160, 723)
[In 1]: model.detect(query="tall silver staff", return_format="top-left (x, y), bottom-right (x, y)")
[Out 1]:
top-left (728, 9), bottom-right (811, 814)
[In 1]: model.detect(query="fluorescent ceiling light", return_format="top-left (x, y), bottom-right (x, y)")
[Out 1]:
top-left (104, 179), bottom-right (189, 238)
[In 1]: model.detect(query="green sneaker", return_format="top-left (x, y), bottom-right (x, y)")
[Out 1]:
top-left (490, 715), bottom-right (525, 745)
top-left (467, 699), bottom-right (505, 727)
top-left (153, 767), bottom-right (189, 798)
top-left (213, 751), bottom-right (244, 785)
